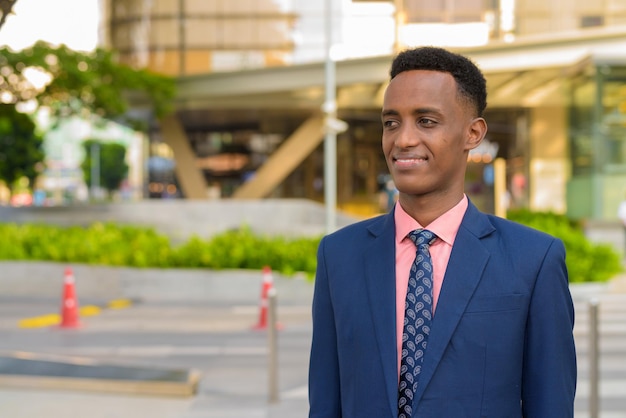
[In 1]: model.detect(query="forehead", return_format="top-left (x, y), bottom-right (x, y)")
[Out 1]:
top-left (383, 70), bottom-right (459, 107)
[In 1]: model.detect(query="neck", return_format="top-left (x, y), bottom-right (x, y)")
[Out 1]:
top-left (398, 191), bottom-right (464, 226)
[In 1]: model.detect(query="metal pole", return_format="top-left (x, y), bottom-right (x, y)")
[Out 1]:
top-left (91, 142), bottom-right (100, 201)
top-left (268, 287), bottom-right (279, 403)
top-left (493, 158), bottom-right (507, 219)
top-left (324, 0), bottom-right (337, 235)
top-left (178, 0), bottom-right (186, 75)
top-left (393, 0), bottom-right (404, 53)
top-left (589, 298), bottom-right (600, 418)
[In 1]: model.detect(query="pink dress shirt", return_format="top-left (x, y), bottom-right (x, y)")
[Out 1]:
top-left (394, 195), bottom-right (468, 375)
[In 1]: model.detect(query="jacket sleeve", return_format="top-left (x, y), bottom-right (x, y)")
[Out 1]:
top-left (521, 238), bottom-right (577, 417)
top-left (309, 237), bottom-right (342, 418)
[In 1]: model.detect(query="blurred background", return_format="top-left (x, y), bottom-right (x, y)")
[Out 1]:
top-left (1, 0), bottom-right (626, 223)
top-left (1, 4), bottom-right (625, 417)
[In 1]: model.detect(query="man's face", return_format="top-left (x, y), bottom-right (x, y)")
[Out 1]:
top-left (381, 70), bottom-right (483, 199)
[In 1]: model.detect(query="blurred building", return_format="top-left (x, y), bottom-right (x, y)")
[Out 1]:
top-left (101, 0), bottom-right (626, 221)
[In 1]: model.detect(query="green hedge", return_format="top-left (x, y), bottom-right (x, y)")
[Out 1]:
top-left (507, 209), bottom-right (623, 283)
top-left (0, 222), bottom-right (320, 278)
top-left (171, 228), bottom-right (319, 275)
top-left (0, 211), bottom-right (622, 283)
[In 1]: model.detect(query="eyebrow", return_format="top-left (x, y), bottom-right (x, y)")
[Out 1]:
top-left (381, 107), bottom-right (443, 118)
top-left (381, 109), bottom-right (398, 118)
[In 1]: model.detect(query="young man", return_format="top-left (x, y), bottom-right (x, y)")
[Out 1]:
top-left (308, 47), bottom-right (576, 417)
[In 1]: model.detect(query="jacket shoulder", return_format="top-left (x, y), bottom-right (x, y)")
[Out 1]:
top-left (325, 214), bottom-right (388, 241)
top-left (485, 214), bottom-right (558, 242)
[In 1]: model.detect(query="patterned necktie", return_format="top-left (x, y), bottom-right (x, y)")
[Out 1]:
top-left (398, 229), bottom-right (437, 418)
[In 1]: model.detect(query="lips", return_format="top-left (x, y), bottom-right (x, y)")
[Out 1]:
top-left (393, 155), bottom-right (428, 168)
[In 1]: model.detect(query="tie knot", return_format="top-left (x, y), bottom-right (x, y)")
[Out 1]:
top-left (407, 229), bottom-right (437, 248)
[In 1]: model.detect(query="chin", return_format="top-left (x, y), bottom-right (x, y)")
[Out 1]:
top-left (395, 186), bottom-right (430, 197)
top-left (396, 183), bottom-right (437, 196)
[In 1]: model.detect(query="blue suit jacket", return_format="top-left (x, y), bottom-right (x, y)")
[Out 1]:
top-left (309, 202), bottom-right (576, 417)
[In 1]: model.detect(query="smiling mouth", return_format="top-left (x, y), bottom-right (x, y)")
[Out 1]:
top-left (393, 157), bottom-right (428, 168)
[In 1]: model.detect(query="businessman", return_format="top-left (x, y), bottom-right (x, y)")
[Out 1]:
top-left (308, 47), bottom-right (576, 417)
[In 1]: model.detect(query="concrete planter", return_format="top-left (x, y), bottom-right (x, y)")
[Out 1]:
top-left (0, 261), bottom-right (314, 305)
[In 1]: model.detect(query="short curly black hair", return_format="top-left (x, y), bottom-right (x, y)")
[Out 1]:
top-left (390, 47), bottom-right (487, 117)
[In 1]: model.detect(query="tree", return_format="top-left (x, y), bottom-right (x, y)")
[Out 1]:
top-left (0, 41), bottom-right (174, 197)
top-left (81, 139), bottom-right (129, 197)
top-left (0, 103), bottom-right (44, 191)
top-left (0, 41), bottom-right (175, 126)
top-left (0, 0), bottom-right (18, 31)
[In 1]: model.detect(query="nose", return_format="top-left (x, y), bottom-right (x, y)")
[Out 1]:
top-left (394, 123), bottom-right (420, 149)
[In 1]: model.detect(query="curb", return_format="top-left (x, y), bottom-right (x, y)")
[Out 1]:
top-left (17, 298), bottom-right (135, 329)
top-left (0, 261), bottom-right (315, 305)
top-left (0, 352), bottom-right (200, 398)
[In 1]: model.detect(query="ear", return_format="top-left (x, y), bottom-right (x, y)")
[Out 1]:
top-left (465, 117), bottom-right (487, 151)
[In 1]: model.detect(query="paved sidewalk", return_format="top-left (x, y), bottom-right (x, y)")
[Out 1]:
top-left (0, 265), bottom-right (625, 417)
top-left (570, 276), bottom-right (626, 418)
top-left (0, 277), bottom-right (626, 418)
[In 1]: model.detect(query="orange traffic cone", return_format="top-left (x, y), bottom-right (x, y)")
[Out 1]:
top-left (252, 266), bottom-right (274, 330)
top-left (60, 266), bottom-right (80, 328)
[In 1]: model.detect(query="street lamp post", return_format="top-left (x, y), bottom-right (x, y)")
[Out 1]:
top-left (324, 0), bottom-right (337, 235)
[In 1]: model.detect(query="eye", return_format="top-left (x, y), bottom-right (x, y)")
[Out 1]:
top-left (418, 118), bottom-right (436, 126)
top-left (383, 120), bottom-right (398, 129)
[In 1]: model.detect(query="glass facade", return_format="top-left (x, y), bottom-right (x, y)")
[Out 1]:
top-left (568, 63), bottom-right (626, 219)
top-left (103, 0), bottom-right (626, 220)
top-left (569, 70), bottom-right (596, 177)
top-left (403, 0), bottom-right (487, 23)
top-left (514, 0), bottom-right (626, 36)
top-left (108, 0), bottom-right (297, 75)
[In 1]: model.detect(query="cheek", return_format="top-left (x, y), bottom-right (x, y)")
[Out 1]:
top-left (381, 137), bottom-right (392, 155)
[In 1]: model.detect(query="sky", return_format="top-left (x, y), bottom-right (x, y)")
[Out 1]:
top-left (0, 0), bottom-right (100, 51)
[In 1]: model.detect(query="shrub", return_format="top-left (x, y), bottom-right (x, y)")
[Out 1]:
top-left (0, 222), bottom-right (320, 278)
top-left (507, 209), bottom-right (623, 283)
top-left (0, 213), bottom-right (621, 283)
top-left (174, 226), bottom-right (319, 277)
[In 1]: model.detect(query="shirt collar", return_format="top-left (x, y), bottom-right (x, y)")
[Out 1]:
top-left (394, 195), bottom-right (468, 246)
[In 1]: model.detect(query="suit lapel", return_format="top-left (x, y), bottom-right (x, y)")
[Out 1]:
top-left (413, 202), bottom-right (495, 405)
top-left (364, 212), bottom-right (399, 418)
